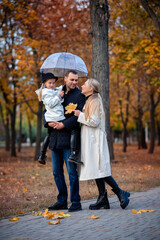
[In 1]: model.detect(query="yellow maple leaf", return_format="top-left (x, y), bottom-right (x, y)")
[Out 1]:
top-left (65, 103), bottom-right (77, 114)
top-left (48, 219), bottom-right (60, 225)
top-left (88, 215), bottom-right (100, 219)
top-left (9, 217), bottom-right (19, 221)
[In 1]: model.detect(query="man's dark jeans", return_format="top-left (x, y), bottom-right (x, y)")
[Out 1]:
top-left (51, 148), bottom-right (81, 204)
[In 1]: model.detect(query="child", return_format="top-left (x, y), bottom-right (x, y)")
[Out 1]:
top-left (35, 72), bottom-right (82, 165)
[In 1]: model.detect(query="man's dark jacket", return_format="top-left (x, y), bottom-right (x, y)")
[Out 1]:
top-left (43, 85), bottom-right (85, 150)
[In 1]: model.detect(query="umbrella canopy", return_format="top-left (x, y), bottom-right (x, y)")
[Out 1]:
top-left (40, 52), bottom-right (88, 78)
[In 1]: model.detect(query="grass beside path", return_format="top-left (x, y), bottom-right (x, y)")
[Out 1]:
top-left (0, 144), bottom-right (160, 218)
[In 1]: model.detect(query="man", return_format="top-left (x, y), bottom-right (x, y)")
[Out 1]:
top-left (43, 70), bottom-right (85, 212)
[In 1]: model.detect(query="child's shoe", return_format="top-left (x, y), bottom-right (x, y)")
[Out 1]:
top-left (38, 154), bottom-right (47, 165)
top-left (68, 151), bottom-right (83, 165)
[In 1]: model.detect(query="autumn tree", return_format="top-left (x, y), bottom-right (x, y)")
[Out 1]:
top-left (89, 0), bottom-right (114, 160)
top-left (109, 0), bottom-right (160, 153)
top-left (0, 0), bottom-right (91, 159)
top-left (0, 0), bottom-right (24, 156)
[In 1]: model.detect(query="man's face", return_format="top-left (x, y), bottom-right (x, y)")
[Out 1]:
top-left (64, 72), bottom-right (78, 90)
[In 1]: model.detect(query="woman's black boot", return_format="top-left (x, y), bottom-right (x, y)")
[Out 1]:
top-left (112, 189), bottom-right (130, 209)
top-left (89, 178), bottom-right (110, 210)
top-left (104, 176), bottom-right (130, 209)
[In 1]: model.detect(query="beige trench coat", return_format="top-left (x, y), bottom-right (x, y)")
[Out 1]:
top-left (77, 97), bottom-right (111, 181)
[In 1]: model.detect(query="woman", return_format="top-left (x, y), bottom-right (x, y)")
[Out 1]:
top-left (74, 79), bottom-right (130, 210)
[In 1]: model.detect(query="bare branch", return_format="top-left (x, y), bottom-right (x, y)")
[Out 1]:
top-left (141, 0), bottom-right (160, 36)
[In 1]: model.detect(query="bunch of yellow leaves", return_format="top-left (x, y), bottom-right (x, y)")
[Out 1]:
top-left (65, 103), bottom-right (77, 114)
top-left (42, 209), bottom-right (70, 225)
top-left (132, 209), bottom-right (155, 214)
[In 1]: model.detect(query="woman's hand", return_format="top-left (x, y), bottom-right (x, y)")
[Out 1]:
top-left (73, 110), bottom-right (81, 117)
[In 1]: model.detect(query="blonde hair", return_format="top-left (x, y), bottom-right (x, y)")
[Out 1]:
top-left (84, 79), bottom-right (101, 120)
top-left (38, 83), bottom-right (45, 101)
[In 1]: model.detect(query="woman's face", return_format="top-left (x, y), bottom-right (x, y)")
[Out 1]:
top-left (81, 81), bottom-right (93, 96)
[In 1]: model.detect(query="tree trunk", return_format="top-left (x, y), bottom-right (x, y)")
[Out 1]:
top-left (123, 124), bottom-right (127, 152)
top-left (10, 112), bottom-right (16, 157)
top-left (137, 80), bottom-right (147, 149)
top-left (0, 103), bottom-right (10, 151)
top-left (28, 117), bottom-right (33, 147)
top-left (89, 0), bottom-right (114, 160)
top-left (141, 127), bottom-right (147, 149)
top-left (34, 102), bottom-right (43, 160)
top-left (10, 84), bottom-right (17, 157)
top-left (137, 113), bottom-right (147, 149)
top-left (148, 93), bottom-right (155, 153)
top-left (18, 109), bottom-right (22, 152)
top-left (119, 83), bottom-right (130, 153)
top-left (5, 115), bottom-right (10, 151)
top-left (157, 120), bottom-right (160, 146)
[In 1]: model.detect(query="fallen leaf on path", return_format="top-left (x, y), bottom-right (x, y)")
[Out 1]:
top-left (131, 210), bottom-right (138, 214)
top-left (63, 214), bottom-right (71, 218)
top-left (48, 219), bottom-right (60, 225)
top-left (51, 215), bottom-right (64, 220)
top-left (9, 217), bottom-right (19, 221)
top-left (32, 211), bottom-right (42, 216)
top-left (132, 209), bottom-right (155, 214)
top-left (88, 215), bottom-right (100, 219)
top-left (18, 211), bottom-right (24, 214)
top-left (23, 187), bottom-right (27, 192)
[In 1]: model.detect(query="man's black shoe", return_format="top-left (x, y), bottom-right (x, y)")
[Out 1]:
top-left (68, 203), bottom-right (82, 212)
top-left (48, 202), bottom-right (68, 210)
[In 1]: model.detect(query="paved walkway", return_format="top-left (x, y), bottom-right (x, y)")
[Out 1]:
top-left (0, 187), bottom-right (160, 240)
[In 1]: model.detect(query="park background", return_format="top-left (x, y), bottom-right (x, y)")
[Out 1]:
top-left (0, 0), bottom-right (160, 218)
